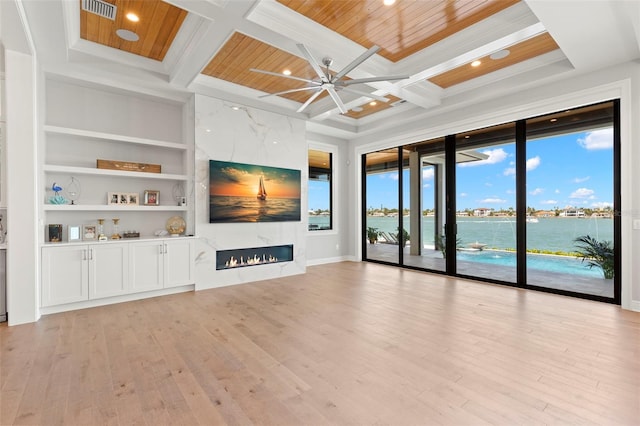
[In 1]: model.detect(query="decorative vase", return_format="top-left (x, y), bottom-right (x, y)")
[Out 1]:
top-left (111, 218), bottom-right (121, 239)
top-left (97, 218), bottom-right (108, 241)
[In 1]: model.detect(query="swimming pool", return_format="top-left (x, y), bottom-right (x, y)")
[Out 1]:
top-left (457, 250), bottom-right (603, 278)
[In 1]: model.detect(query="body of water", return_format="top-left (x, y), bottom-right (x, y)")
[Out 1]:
top-left (365, 216), bottom-right (613, 253)
top-left (211, 195), bottom-right (301, 222)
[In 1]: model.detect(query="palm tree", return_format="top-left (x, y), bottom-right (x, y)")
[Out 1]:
top-left (574, 235), bottom-right (614, 279)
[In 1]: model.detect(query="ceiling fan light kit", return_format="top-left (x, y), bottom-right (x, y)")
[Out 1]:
top-left (251, 44), bottom-right (409, 114)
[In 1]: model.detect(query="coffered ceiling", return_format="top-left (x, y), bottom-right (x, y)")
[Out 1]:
top-left (15, 0), bottom-right (640, 139)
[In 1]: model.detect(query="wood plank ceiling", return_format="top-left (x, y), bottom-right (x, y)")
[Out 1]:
top-left (78, 0), bottom-right (562, 120)
top-left (79, 0), bottom-right (187, 61)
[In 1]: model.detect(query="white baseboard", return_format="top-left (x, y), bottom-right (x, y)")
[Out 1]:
top-left (306, 255), bottom-right (356, 266)
top-left (628, 300), bottom-right (640, 312)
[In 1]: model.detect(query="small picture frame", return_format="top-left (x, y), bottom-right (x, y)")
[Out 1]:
top-left (48, 224), bottom-right (63, 243)
top-left (68, 225), bottom-right (81, 242)
top-left (108, 192), bottom-right (139, 205)
top-left (108, 192), bottom-right (120, 205)
top-left (82, 224), bottom-right (98, 241)
top-left (144, 190), bottom-right (160, 206)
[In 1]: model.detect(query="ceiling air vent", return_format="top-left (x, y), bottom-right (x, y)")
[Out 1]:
top-left (82, 0), bottom-right (117, 20)
top-left (391, 99), bottom-right (407, 107)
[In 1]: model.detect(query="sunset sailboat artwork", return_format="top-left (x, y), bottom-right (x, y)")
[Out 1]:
top-left (209, 160), bottom-right (301, 223)
top-left (257, 175), bottom-right (267, 200)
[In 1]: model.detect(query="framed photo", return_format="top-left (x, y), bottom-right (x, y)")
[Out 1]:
top-left (68, 225), bottom-right (81, 242)
top-left (107, 192), bottom-right (139, 205)
top-left (108, 192), bottom-right (120, 205)
top-left (82, 224), bottom-right (98, 241)
top-left (144, 190), bottom-right (160, 206)
top-left (48, 224), bottom-right (63, 243)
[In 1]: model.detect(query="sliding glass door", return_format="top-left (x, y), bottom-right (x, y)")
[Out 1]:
top-left (455, 123), bottom-right (517, 283)
top-left (361, 100), bottom-right (619, 304)
top-left (525, 101), bottom-right (617, 298)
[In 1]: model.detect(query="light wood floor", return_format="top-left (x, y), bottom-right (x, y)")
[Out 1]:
top-left (1, 262), bottom-right (638, 425)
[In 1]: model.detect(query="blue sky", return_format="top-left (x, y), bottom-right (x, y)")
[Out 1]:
top-left (362, 128), bottom-right (614, 211)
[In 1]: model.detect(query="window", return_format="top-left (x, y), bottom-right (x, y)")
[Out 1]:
top-left (308, 149), bottom-right (332, 231)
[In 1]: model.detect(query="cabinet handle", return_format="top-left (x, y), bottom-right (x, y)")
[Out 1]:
top-left (164, 243), bottom-right (168, 254)
top-left (82, 249), bottom-right (87, 260)
top-left (89, 249), bottom-right (93, 260)
top-left (159, 244), bottom-right (164, 254)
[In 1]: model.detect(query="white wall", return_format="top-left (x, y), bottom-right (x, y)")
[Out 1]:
top-left (194, 95), bottom-right (307, 289)
top-left (349, 61), bottom-right (640, 311)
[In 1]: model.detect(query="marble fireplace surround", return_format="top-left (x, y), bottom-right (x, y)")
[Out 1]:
top-left (194, 94), bottom-right (307, 290)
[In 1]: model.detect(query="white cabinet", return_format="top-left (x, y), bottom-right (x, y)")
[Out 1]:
top-left (42, 237), bottom-right (195, 310)
top-left (164, 239), bottom-right (194, 288)
top-left (88, 243), bottom-right (129, 299)
top-left (129, 238), bottom-right (194, 291)
top-left (42, 245), bottom-right (89, 307)
top-left (42, 243), bottom-right (129, 307)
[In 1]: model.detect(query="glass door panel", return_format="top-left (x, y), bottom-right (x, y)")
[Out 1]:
top-left (364, 148), bottom-right (402, 264)
top-left (402, 137), bottom-right (446, 271)
top-left (455, 123), bottom-right (517, 282)
top-left (525, 102), bottom-right (615, 298)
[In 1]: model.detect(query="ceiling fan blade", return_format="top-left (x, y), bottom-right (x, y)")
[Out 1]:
top-left (259, 86), bottom-right (323, 99)
top-left (296, 44), bottom-right (329, 83)
top-left (333, 45), bottom-right (380, 81)
top-left (297, 89), bottom-right (325, 113)
top-left (337, 75), bottom-right (410, 86)
top-left (326, 87), bottom-right (348, 114)
top-left (250, 68), bottom-right (320, 85)
top-left (340, 87), bottom-right (389, 103)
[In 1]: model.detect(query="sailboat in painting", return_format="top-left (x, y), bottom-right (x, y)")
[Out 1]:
top-left (257, 175), bottom-right (267, 200)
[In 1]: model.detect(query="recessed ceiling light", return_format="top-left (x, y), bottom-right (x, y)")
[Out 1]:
top-left (116, 29), bottom-right (139, 42)
top-left (383, 0), bottom-right (396, 5)
top-left (471, 60), bottom-right (481, 67)
top-left (231, 106), bottom-right (240, 111)
top-left (464, 135), bottom-right (470, 139)
top-left (369, 101), bottom-right (377, 106)
top-left (489, 49), bottom-right (510, 60)
top-left (126, 12), bottom-right (139, 22)
top-left (550, 118), bottom-right (558, 122)
top-left (273, 141), bottom-right (278, 144)
top-left (205, 129), bottom-right (211, 133)
top-left (283, 69), bottom-right (292, 76)
top-left (352, 106), bottom-right (363, 112)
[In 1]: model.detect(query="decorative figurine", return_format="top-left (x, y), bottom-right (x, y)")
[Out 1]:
top-left (49, 182), bottom-right (69, 205)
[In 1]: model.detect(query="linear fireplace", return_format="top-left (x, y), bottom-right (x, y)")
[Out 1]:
top-left (216, 244), bottom-right (293, 270)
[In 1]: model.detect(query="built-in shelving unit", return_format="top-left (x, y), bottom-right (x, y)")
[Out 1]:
top-left (41, 77), bottom-right (194, 243)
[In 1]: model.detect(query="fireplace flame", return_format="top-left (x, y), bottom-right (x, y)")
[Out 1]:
top-left (224, 253), bottom-right (279, 268)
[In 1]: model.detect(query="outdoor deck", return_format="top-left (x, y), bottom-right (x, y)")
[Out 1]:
top-left (366, 243), bottom-right (613, 298)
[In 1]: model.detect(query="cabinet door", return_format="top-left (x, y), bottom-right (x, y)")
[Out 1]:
top-left (88, 244), bottom-right (129, 299)
top-left (129, 241), bottom-right (164, 292)
top-left (42, 246), bottom-right (88, 307)
top-left (164, 239), bottom-right (194, 288)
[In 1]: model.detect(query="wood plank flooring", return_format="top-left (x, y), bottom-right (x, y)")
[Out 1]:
top-left (1, 261), bottom-right (639, 425)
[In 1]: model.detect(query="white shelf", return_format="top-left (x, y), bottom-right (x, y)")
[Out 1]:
top-left (44, 125), bottom-right (188, 151)
top-left (43, 204), bottom-right (188, 212)
top-left (43, 164), bottom-right (189, 181)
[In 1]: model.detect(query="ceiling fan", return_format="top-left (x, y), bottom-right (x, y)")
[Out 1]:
top-left (250, 44), bottom-right (409, 114)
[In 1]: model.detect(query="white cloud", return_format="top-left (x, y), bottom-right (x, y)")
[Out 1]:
top-left (578, 128), bottom-right (613, 150)
top-left (423, 183), bottom-right (431, 189)
top-left (423, 168), bottom-right (434, 180)
top-left (388, 173), bottom-right (399, 181)
top-left (526, 156), bottom-right (541, 171)
top-left (541, 200), bottom-right (558, 205)
top-left (570, 187), bottom-right (595, 199)
top-left (480, 197), bottom-right (507, 204)
top-left (506, 189), bottom-right (515, 195)
top-left (555, 189), bottom-right (561, 194)
top-left (573, 176), bottom-right (590, 183)
top-left (485, 182), bottom-right (493, 187)
top-left (529, 188), bottom-right (544, 196)
top-left (503, 167), bottom-right (515, 176)
top-left (459, 192), bottom-right (468, 197)
top-left (459, 148), bottom-right (508, 167)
